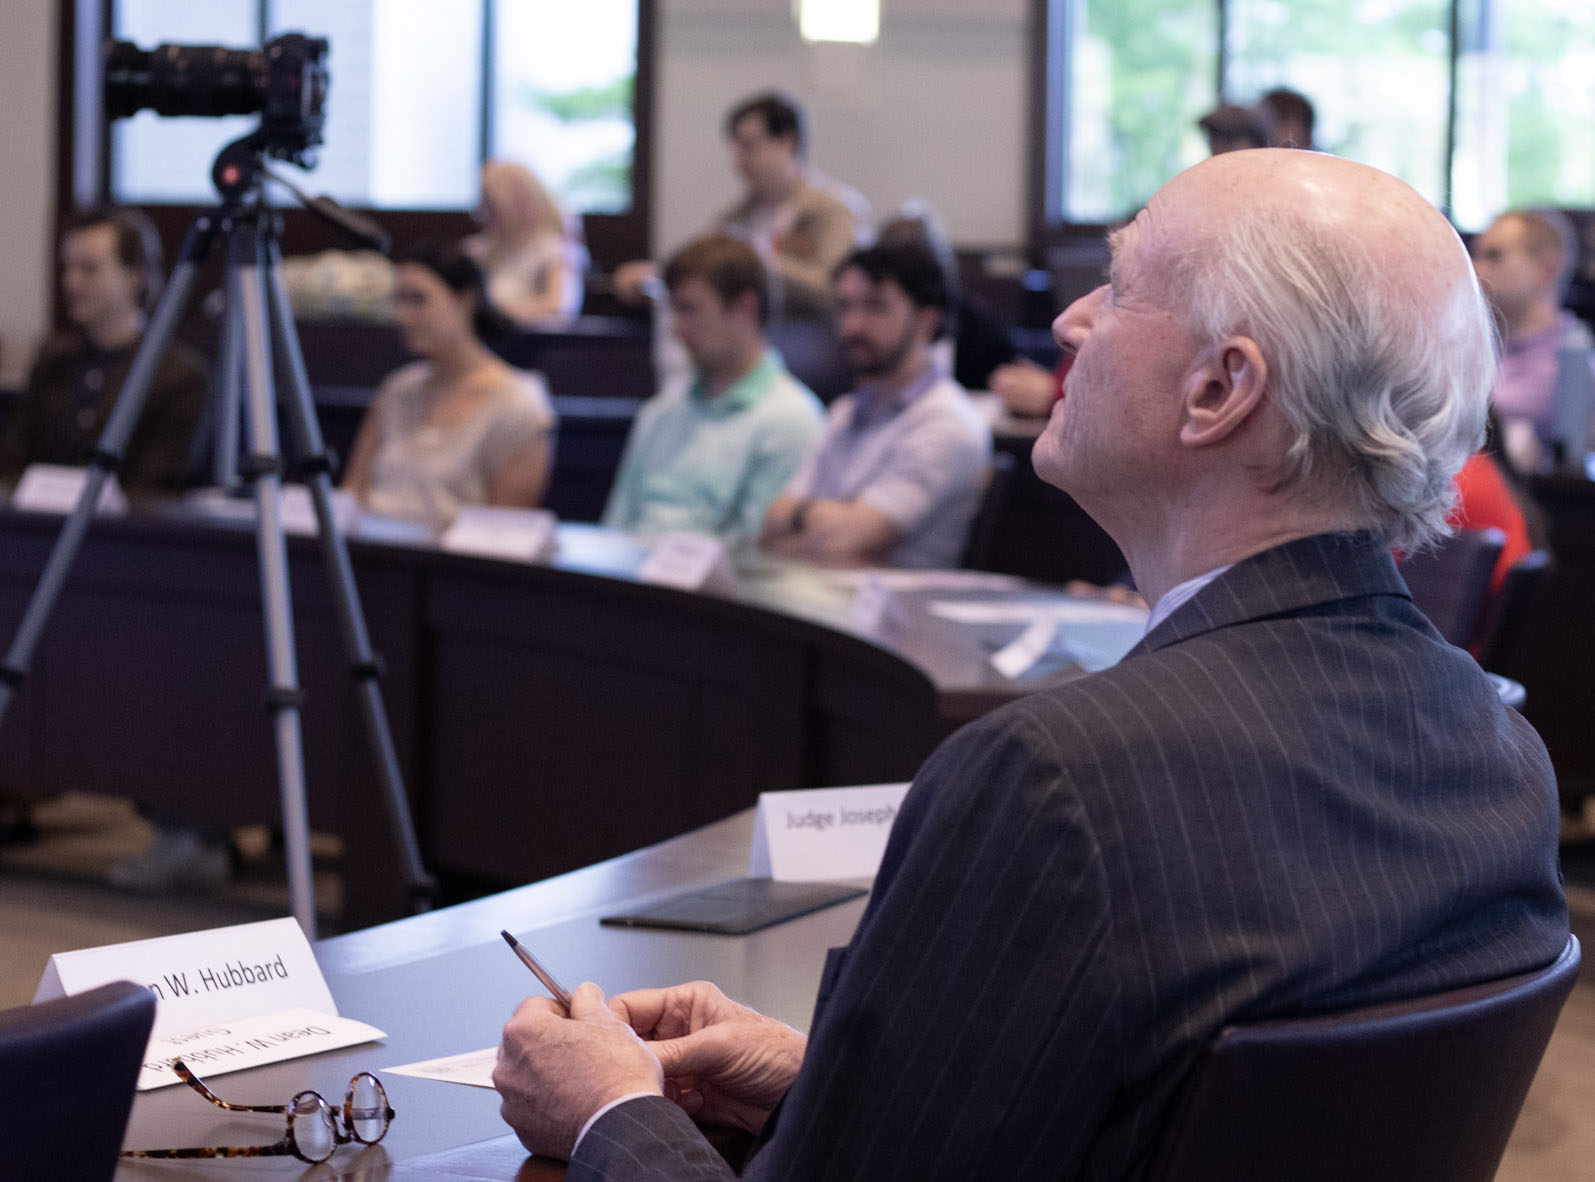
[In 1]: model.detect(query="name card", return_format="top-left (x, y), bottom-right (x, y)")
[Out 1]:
top-left (12, 464), bottom-right (127, 516)
top-left (748, 782), bottom-right (911, 881)
top-left (279, 484), bottom-right (359, 537)
top-left (34, 917), bottom-right (384, 1090)
top-left (441, 505), bottom-right (557, 561)
top-left (638, 531), bottom-right (736, 593)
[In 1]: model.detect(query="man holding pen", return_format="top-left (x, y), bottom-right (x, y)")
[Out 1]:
top-left (493, 150), bottom-right (1567, 1180)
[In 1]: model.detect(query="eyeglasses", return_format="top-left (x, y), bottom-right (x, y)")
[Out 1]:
top-left (120, 1057), bottom-right (395, 1164)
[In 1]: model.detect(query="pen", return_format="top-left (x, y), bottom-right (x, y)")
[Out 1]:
top-left (500, 929), bottom-right (573, 1009)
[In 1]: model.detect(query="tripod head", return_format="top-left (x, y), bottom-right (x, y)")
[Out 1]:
top-left (210, 132), bottom-right (391, 254)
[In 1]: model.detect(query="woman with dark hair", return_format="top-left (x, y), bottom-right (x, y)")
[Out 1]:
top-left (343, 244), bottom-right (555, 529)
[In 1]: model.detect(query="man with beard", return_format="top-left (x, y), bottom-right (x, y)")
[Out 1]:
top-left (759, 241), bottom-right (990, 568)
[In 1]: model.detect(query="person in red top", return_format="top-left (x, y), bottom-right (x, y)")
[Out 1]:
top-left (1451, 450), bottom-right (1534, 593)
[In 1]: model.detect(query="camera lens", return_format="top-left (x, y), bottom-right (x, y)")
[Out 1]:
top-left (104, 41), bottom-right (266, 121)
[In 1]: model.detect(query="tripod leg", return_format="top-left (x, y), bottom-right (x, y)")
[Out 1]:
top-left (212, 296), bottom-right (244, 490)
top-left (229, 219), bottom-right (319, 938)
top-left (262, 240), bottom-right (435, 912)
top-left (0, 218), bottom-right (219, 723)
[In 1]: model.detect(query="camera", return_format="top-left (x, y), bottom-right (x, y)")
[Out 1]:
top-left (104, 33), bottom-right (330, 165)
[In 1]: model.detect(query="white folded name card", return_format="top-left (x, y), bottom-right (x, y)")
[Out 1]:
top-left (441, 505), bottom-right (557, 561)
top-left (34, 917), bottom-right (384, 1090)
top-left (748, 782), bottom-right (911, 881)
top-left (639, 531), bottom-right (736, 593)
top-left (137, 1008), bottom-right (386, 1092)
top-left (12, 463), bottom-right (128, 515)
top-left (279, 484), bottom-right (359, 537)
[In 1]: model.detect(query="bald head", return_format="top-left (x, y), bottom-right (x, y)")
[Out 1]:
top-left (1151, 150), bottom-right (1493, 549)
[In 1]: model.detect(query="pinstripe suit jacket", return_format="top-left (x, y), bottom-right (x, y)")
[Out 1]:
top-left (572, 531), bottom-right (1568, 1181)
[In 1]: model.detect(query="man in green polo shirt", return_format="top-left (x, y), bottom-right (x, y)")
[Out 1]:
top-left (602, 235), bottom-right (824, 546)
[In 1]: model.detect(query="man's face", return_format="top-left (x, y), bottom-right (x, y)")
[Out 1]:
top-left (729, 115), bottom-right (798, 197)
top-left (1473, 216), bottom-right (1555, 319)
top-left (59, 224), bottom-right (142, 331)
top-left (669, 276), bottom-right (745, 374)
top-left (1032, 197), bottom-right (1206, 508)
top-left (834, 268), bottom-right (932, 381)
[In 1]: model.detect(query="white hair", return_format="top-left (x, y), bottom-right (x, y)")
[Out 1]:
top-left (1171, 209), bottom-right (1496, 551)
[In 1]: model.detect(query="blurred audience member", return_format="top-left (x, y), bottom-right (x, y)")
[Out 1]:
top-left (465, 160), bottom-right (588, 327)
top-left (762, 241), bottom-right (990, 569)
top-left (616, 92), bottom-right (866, 321)
top-left (1472, 208), bottom-right (1595, 473)
top-left (603, 236), bottom-right (822, 546)
top-left (1198, 103), bottom-right (1274, 155)
top-left (876, 202), bottom-right (1016, 391)
top-left (343, 244), bottom-right (555, 530)
top-left (1259, 87), bottom-right (1316, 149)
top-left (0, 208), bottom-right (206, 494)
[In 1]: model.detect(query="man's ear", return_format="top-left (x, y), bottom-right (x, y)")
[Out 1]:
top-left (1178, 337), bottom-right (1268, 448)
top-left (915, 304), bottom-right (944, 346)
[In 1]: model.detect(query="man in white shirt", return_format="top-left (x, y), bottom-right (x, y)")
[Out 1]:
top-left (759, 241), bottom-right (991, 569)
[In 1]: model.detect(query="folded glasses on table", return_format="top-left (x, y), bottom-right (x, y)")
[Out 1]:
top-left (120, 1056), bottom-right (394, 1165)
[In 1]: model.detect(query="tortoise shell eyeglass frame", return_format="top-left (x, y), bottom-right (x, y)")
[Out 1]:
top-left (119, 1056), bottom-right (395, 1164)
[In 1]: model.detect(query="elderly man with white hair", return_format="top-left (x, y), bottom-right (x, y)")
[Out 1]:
top-left (492, 150), bottom-right (1569, 1182)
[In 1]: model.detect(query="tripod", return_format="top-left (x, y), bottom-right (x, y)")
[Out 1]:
top-left (0, 134), bottom-right (433, 937)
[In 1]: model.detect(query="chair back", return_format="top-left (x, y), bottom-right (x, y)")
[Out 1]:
top-left (1145, 935), bottom-right (1580, 1182)
top-left (962, 450), bottom-right (1017, 571)
top-left (1399, 527), bottom-right (1506, 646)
top-left (0, 980), bottom-right (155, 1181)
top-left (1476, 549), bottom-right (1554, 673)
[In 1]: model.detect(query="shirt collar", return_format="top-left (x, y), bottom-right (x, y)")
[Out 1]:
top-left (1144, 565), bottom-right (1233, 633)
top-left (852, 366), bottom-right (938, 428)
top-left (689, 350), bottom-right (783, 416)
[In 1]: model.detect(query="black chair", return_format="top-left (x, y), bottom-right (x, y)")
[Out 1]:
top-left (962, 450), bottom-right (1018, 571)
top-left (1399, 527), bottom-right (1506, 646)
top-left (1476, 549), bottom-right (1554, 674)
top-left (0, 980), bottom-right (155, 1181)
top-left (1146, 935), bottom-right (1580, 1182)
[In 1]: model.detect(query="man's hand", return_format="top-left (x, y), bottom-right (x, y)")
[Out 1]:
top-left (990, 357), bottom-right (1061, 418)
top-left (610, 981), bottom-right (806, 1133)
top-left (494, 983), bottom-right (664, 1160)
top-left (612, 260), bottom-right (659, 303)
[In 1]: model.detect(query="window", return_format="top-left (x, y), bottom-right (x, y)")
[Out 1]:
top-left (104, 0), bottom-right (639, 215)
top-left (1045, 0), bottom-right (1595, 230)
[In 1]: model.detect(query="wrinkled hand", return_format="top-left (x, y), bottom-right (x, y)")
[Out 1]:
top-left (609, 981), bottom-right (806, 1133)
top-left (494, 983), bottom-right (664, 1160)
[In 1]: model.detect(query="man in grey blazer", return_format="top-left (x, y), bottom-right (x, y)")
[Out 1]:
top-left (493, 149), bottom-right (1570, 1180)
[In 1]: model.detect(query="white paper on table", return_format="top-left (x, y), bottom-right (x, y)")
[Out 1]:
top-left (990, 616), bottom-right (1059, 679)
top-left (928, 599), bottom-right (1148, 626)
top-left (138, 1008), bottom-right (386, 1091)
top-left (384, 1046), bottom-right (500, 1089)
top-left (279, 485), bottom-right (359, 537)
top-left (824, 569), bottom-right (1024, 593)
top-left (12, 464), bottom-right (127, 515)
top-left (638, 531), bottom-right (737, 593)
top-left (441, 505), bottom-right (557, 561)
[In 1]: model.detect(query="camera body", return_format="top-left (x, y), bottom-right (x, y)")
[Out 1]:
top-left (105, 33), bottom-right (329, 165)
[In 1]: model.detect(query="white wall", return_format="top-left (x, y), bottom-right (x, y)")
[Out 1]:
top-left (654, 0), bottom-right (1030, 254)
top-left (0, 0), bottom-right (1033, 381)
top-left (0, 0), bottom-right (59, 387)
